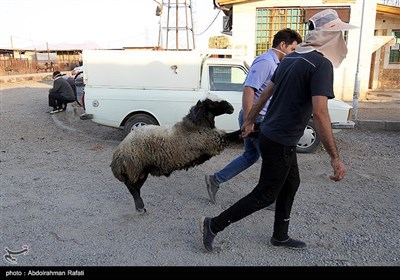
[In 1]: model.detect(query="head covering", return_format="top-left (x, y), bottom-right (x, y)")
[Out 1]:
top-left (308, 9), bottom-right (358, 32)
top-left (52, 71), bottom-right (62, 79)
top-left (296, 9), bottom-right (358, 68)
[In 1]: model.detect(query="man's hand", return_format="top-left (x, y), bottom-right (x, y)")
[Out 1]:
top-left (241, 121), bottom-right (254, 139)
top-left (312, 96), bottom-right (345, 182)
top-left (330, 157), bottom-right (346, 182)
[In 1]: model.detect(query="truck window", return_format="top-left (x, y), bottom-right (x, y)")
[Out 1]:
top-left (209, 66), bottom-right (246, 92)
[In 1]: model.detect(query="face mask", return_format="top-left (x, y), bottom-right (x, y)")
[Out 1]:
top-left (296, 31), bottom-right (348, 68)
top-left (271, 47), bottom-right (288, 56)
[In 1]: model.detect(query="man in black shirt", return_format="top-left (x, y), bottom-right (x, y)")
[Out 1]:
top-left (200, 9), bottom-right (357, 252)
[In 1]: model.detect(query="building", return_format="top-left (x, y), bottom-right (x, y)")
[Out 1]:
top-left (213, 0), bottom-right (400, 101)
top-left (0, 42), bottom-right (100, 75)
top-left (373, 3), bottom-right (400, 91)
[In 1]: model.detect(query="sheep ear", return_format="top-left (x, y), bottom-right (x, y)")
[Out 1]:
top-left (191, 101), bottom-right (205, 124)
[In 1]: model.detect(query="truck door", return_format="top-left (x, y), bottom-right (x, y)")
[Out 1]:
top-left (208, 65), bottom-right (247, 131)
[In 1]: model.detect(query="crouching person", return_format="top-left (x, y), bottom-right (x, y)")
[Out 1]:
top-left (48, 71), bottom-right (75, 114)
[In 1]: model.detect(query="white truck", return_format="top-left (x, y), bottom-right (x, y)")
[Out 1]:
top-left (82, 49), bottom-right (354, 153)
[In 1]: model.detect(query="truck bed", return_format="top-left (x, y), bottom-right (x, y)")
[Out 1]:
top-left (83, 50), bottom-right (203, 90)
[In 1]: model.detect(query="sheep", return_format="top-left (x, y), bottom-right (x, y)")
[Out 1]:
top-left (110, 95), bottom-right (241, 213)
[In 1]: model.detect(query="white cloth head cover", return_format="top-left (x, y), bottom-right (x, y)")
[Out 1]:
top-left (296, 9), bottom-right (358, 68)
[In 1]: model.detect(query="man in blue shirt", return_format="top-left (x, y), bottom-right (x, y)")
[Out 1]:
top-left (205, 28), bottom-right (302, 209)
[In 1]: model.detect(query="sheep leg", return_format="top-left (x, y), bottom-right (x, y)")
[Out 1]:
top-left (125, 174), bottom-right (148, 213)
top-left (224, 129), bottom-right (242, 142)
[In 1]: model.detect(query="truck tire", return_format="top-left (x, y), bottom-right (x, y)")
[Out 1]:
top-left (123, 113), bottom-right (158, 137)
top-left (296, 120), bottom-right (321, 153)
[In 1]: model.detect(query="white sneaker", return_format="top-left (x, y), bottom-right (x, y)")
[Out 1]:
top-left (49, 109), bottom-right (61, 114)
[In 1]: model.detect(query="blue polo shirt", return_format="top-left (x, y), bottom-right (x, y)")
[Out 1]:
top-left (244, 49), bottom-right (280, 116)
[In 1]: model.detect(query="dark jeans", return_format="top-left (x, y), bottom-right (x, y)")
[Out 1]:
top-left (48, 92), bottom-right (74, 110)
top-left (211, 132), bottom-right (300, 241)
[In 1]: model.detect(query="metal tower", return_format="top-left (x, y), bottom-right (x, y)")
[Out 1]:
top-left (157, 0), bottom-right (196, 50)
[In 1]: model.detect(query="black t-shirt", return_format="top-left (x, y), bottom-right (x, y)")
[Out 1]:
top-left (261, 50), bottom-right (335, 146)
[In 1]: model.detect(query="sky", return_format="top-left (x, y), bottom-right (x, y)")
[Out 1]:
top-left (0, 0), bottom-right (224, 50)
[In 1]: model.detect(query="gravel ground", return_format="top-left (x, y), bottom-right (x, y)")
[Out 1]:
top-left (1, 80), bottom-right (399, 268)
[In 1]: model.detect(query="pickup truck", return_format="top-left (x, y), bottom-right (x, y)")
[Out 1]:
top-left (82, 49), bottom-right (354, 153)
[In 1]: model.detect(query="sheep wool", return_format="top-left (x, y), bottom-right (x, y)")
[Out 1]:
top-left (110, 96), bottom-right (240, 213)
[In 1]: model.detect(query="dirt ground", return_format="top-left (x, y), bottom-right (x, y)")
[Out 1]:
top-left (1, 80), bottom-right (399, 269)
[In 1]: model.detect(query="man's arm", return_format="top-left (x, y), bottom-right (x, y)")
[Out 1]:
top-left (312, 95), bottom-right (346, 182)
top-left (49, 79), bottom-right (62, 94)
top-left (241, 81), bottom-right (274, 138)
top-left (242, 86), bottom-right (256, 123)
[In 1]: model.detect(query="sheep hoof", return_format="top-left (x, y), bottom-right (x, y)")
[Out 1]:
top-left (134, 199), bottom-right (145, 213)
top-left (136, 207), bottom-right (146, 214)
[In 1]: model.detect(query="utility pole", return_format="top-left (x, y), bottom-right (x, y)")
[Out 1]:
top-left (352, 0), bottom-right (366, 120)
top-left (153, 0), bottom-right (163, 48)
top-left (46, 42), bottom-right (50, 64)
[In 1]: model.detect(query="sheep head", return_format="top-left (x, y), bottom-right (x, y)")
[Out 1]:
top-left (187, 97), bottom-right (234, 127)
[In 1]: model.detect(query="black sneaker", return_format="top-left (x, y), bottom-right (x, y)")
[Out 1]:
top-left (200, 216), bottom-right (216, 252)
top-left (205, 175), bottom-right (219, 204)
top-left (270, 237), bottom-right (307, 249)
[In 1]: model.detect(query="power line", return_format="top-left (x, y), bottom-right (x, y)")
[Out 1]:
top-left (195, 10), bottom-right (221, 36)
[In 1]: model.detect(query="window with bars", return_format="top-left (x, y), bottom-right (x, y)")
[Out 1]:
top-left (389, 30), bottom-right (400, 64)
top-left (256, 8), bottom-right (308, 56)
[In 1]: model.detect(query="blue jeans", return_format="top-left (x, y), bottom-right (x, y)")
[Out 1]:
top-left (214, 110), bottom-right (264, 185)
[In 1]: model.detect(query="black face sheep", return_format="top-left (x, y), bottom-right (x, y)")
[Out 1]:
top-left (110, 96), bottom-right (241, 213)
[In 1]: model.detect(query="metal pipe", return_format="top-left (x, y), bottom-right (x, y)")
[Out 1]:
top-left (352, 0), bottom-right (366, 120)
